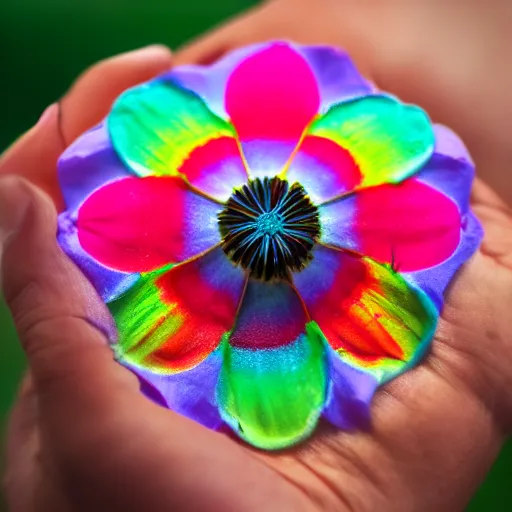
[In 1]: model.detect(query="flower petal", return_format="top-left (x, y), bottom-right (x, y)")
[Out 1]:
top-left (319, 179), bottom-right (462, 271)
top-left (401, 125), bottom-right (483, 307)
top-left (178, 136), bottom-right (247, 202)
top-left (169, 43), bottom-right (372, 120)
top-left (297, 45), bottom-right (375, 113)
top-left (108, 79), bottom-right (237, 184)
top-left (58, 212), bottom-right (139, 303)
top-left (416, 125), bottom-right (474, 213)
top-left (286, 135), bottom-right (361, 204)
top-left (217, 322), bottom-right (328, 450)
top-left (226, 42), bottom-right (320, 142)
top-left (168, 43), bottom-right (270, 119)
top-left (110, 247), bottom-right (246, 374)
top-left (294, 246), bottom-right (437, 383)
top-left (76, 176), bottom-right (222, 273)
top-left (225, 43), bottom-right (320, 176)
top-left (127, 352), bottom-right (224, 430)
top-left (229, 280), bottom-right (309, 350)
top-left (323, 347), bottom-right (378, 430)
top-left (404, 213), bottom-right (483, 310)
top-left (58, 122), bottom-right (132, 212)
top-left (308, 95), bottom-right (434, 190)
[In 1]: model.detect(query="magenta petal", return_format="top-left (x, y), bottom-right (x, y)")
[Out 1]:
top-left (225, 43), bottom-right (320, 142)
top-left (77, 176), bottom-right (222, 273)
top-left (168, 42), bottom-right (374, 179)
top-left (319, 179), bottom-right (462, 272)
top-left (58, 122), bottom-right (133, 212)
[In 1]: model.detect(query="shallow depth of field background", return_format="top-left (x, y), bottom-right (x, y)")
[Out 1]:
top-left (1, 0), bottom-right (511, 509)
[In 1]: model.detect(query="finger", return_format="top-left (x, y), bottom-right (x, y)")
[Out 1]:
top-left (174, 26), bottom-right (235, 66)
top-left (4, 374), bottom-right (41, 512)
top-left (0, 45), bottom-right (172, 209)
top-left (0, 176), bottom-right (140, 420)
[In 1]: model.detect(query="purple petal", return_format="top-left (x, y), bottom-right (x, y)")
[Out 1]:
top-left (58, 212), bottom-right (139, 303)
top-left (58, 122), bottom-right (133, 213)
top-left (127, 352), bottom-right (224, 430)
top-left (323, 346), bottom-right (378, 430)
top-left (166, 42), bottom-right (373, 120)
top-left (403, 213), bottom-right (483, 310)
top-left (297, 45), bottom-right (375, 113)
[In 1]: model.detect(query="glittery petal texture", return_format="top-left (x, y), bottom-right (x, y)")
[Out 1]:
top-left (294, 246), bottom-right (437, 383)
top-left (110, 247), bottom-right (246, 374)
top-left (76, 176), bottom-right (222, 273)
top-left (308, 95), bottom-right (435, 191)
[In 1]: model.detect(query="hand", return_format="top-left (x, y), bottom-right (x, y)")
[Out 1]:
top-left (2, 6), bottom-right (512, 512)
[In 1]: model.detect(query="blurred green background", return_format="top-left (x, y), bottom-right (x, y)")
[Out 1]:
top-left (0, 0), bottom-right (511, 509)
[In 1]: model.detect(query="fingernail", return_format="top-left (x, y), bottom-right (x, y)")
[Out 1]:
top-left (36, 103), bottom-right (59, 128)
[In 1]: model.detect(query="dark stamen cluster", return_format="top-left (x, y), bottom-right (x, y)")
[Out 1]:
top-left (218, 176), bottom-right (320, 281)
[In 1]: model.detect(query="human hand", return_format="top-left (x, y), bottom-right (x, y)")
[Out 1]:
top-left (2, 160), bottom-right (512, 512)
top-left (2, 5), bottom-right (512, 511)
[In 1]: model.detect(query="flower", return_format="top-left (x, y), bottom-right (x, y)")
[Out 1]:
top-left (57, 42), bottom-right (482, 450)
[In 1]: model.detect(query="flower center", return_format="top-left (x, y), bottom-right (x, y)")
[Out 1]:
top-left (218, 176), bottom-right (320, 281)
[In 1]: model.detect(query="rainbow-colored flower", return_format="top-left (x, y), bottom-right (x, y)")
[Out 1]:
top-left (57, 42), bottom-right (482, 450)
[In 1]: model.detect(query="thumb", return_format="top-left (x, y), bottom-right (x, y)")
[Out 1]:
top-left (0, 176), bottom-right (138, 418)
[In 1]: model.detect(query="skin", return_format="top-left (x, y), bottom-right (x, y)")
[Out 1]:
top-left (1, 1), bottom-right (512, 510)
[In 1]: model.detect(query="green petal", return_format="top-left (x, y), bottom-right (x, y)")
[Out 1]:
top-left (217, 323), bottom-right (328, 450)
top-left (108, 79), bottom-right (236, 177)
top-left (309, 95), bottom-right (434, 189)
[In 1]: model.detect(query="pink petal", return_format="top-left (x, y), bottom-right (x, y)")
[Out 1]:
top-left (225, 43), bottom-right (320, 144)
top-left (77, 177), bottom-right (222, 273)
top-left (319, 179), bottom-right (461, 271)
